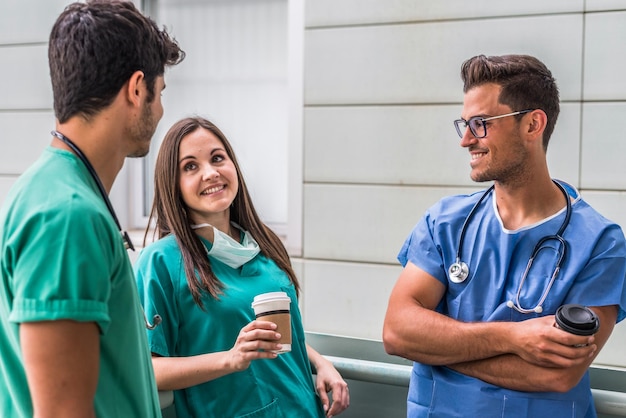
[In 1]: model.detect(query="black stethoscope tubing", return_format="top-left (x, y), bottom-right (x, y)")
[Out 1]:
top-left (51, 130), bottom-right (135, 251)
top-left (50, 130), bottom-right (163, 329)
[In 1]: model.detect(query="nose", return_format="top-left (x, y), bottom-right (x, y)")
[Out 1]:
top-left (459, 125), bottom-right (477, 148)
top-left (201, 165), bottom-right (219, 181)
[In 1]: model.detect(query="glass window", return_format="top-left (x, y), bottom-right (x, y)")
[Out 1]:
top-left (128, 0), bottom-right (301, 253)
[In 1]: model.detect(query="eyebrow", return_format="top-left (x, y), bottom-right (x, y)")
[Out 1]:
top-left (178, 155), bottom-right (194, 164)
top-left (178, 147), bottom-right (226, 163)
top-left (461, 113), bottom-right (490, 120)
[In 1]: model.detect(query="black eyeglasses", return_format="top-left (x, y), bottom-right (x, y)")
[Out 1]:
top-left (454, 109), bottom-right (532, 138)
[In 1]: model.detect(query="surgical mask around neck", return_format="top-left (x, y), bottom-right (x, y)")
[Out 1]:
top-left (191, 222), bottom-right (260, 269)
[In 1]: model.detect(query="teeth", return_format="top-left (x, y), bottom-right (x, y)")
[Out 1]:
top-left (471, 153), bottom-right (486, 160)
top-left (201, 185), bottom-right (223, 195)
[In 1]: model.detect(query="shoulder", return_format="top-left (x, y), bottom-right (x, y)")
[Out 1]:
top-left (572, 199), bottom-right (625, 241)
top-left (425, 187), bottom-right (492, 223)
top-left (2, 155), bottom-right (118, 255)
top-left (6, 147), bottom-right (105, 220)
top-left (135, 235), bottom-right (182, 269)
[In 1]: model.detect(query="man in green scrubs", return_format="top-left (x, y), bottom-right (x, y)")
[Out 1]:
top-left (0, 1), bottom-right (184, 417)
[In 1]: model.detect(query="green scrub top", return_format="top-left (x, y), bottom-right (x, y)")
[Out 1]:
top-left (135, 234), bottom-right (325, 418)
top-left (0, 147), bottom-right (162, 417)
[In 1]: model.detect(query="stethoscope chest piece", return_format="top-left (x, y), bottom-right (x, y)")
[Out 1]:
top-left (448, 261), bottom-right (469, 283)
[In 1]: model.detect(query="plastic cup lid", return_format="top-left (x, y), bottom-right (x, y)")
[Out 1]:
top-left (251, 291), bottom-right (290, 307)
top-left (555, 304), bottom-right (600, 336)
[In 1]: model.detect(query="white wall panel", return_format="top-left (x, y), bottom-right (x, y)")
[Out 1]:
top-left (580, 103), bottom-right (626, 189)
top-left (0, 0), bottom-right (67, 44)
top-left (581, 190), bottom-right (626, 231)
top-left (304, 103), bottom-right (580, 187)
top-left (0, 112), bottom-right (54, 174)
top-left (596, 322), bottom-right (626, 368)
top-left (547, 103), bottom-right (582, 186)
top-left (577, 190), bottom-right (626, 368)
top-left (304, 105), bottom-right (468, 185)
top-left (0, 176), bottom-right (17, 206)
top-left (301, 259), bottom-right (402, 340)
top-left (304, 15), bottom-right (582, 105)
top-left (584, 11), bottom-right (626, 100)
top-left (303, 184), bottom-right (481, 263)
top-left (305, 0), bottom-right (582, 27)
top-left (0, 45), bottom-right (51, 109)
top-left (585, 0), bottom-right (626, 11)
top-left (291, 258), bottom-right (305, 314)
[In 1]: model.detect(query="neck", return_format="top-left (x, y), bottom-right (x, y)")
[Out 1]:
top-left (493, 177), bottom-right (566, 230)
top-left (192, 217), bottom-right (236, 243)
top-left (51, 122), bottom-right (125, 194)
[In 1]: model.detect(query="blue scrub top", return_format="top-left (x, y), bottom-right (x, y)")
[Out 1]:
top-left (399, 181), bottom-right (626, 418)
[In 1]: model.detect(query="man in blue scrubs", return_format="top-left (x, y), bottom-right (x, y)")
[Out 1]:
top-left (383, 54), bottom-right (626, 418)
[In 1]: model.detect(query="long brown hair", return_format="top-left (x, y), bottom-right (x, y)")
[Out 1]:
top-left (144, 116), bottom-right (300, 309)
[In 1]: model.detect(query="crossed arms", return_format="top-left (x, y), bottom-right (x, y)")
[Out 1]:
top-left (382, 262), bottom-right (617, 393)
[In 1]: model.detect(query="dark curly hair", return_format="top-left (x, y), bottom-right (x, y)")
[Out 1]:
top-left (49, 0), bottom-right (185, 123)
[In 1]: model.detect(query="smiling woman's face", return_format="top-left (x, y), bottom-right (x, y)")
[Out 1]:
top-left (177, 127), bottom-right (239, 225)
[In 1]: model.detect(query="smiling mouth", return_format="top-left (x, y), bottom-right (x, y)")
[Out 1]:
top-left (201, 185), bottom-right (225, 195)
top-left (471, 152), bottom-right (487, 161)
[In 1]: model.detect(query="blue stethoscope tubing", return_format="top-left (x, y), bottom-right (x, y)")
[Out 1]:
top-left (448, 180), bottom-right (572, 314)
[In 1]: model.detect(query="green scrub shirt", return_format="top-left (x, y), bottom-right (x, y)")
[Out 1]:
top-left (0, 147), bottom-right (161, 417)
top-left (135, 234), bottom-right (325, 418)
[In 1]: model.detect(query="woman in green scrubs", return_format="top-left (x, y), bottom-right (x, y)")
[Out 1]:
top-left (135, 116), bottom-right (350, 418)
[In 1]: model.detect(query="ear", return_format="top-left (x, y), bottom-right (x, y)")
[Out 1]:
top-left (526, 109), bottom-right (547, 138)
top-left (125, 70), bottom-right (146, 107)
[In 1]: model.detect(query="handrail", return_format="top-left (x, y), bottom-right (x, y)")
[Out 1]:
top-left (159, 390), bottom-right (173, 410)
top-left (324, 355), bottom-right (626, 417)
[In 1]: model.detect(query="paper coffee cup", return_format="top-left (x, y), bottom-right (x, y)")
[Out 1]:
top-left (555, 304), bottom-right (600, 336)
top-left (251, 291), bottom-right (291, 353)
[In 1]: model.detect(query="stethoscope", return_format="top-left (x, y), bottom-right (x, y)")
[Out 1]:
top-left (448, 180), bottom-right (571, 314)
top-left (51, 130), bottom-right (161, 330)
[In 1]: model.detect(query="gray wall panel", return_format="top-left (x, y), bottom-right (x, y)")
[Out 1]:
top-left (0, 112), bottom-right (54, 174)
top-left (305, 0), bottom-right (582, 27)
top-left (303, 184), bottom-right (481, 263)
top-left (585, 0), bottom-right (626, 11)
top-left (581, 103), bottom-right (626, 189)
top-left (0, 0), bottom-right (66, 44)
top-left (584, 11), bottom-right (626, 100)
top-left (0, 176), bottom-right (17, 205)
top-left (304, 15), bottom-right (583, 105)
top-left (304, 103), bottom-right (580, 187)
top-left (0, 45), bottom-right (52, 109)
top-left (302, 260), bottom-right (401, 340)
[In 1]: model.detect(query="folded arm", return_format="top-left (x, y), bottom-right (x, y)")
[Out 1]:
top-left (382, 262), bottom-right (605, 392)
top-left (449, 304), bottom-right (616, 392)
top-left (152, 320), bottom-right (281, 390)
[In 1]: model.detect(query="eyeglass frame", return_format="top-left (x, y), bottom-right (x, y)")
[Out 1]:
top-left (454, 109), bottom-right (533, 139)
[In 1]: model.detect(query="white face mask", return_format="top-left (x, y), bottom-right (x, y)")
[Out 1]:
top-left (191, 222), bottom-right (260, 269)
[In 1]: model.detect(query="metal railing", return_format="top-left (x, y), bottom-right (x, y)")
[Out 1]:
top-left (159, 332), bottom-right (626, 417)
top-left (324, 355), bottom-right (626, 417)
